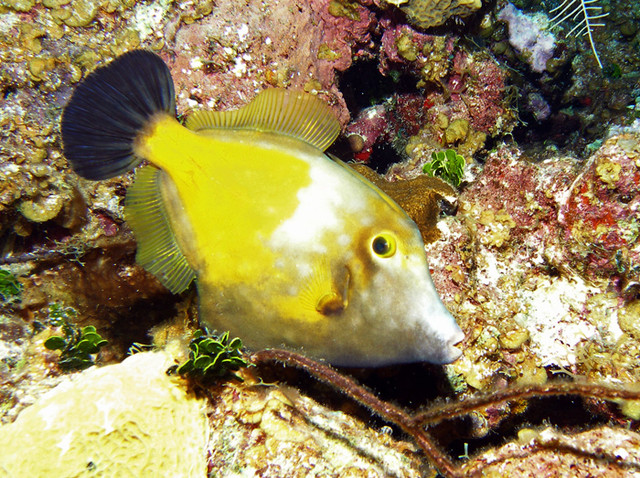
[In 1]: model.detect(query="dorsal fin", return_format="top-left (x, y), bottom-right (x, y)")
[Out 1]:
top-left (124, 165), bottom-right (196, 294)
top-left (185, 89), bottom-right (341, 152)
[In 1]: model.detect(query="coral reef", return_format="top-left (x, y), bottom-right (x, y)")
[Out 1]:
top-left (489, 0), bottom-right (640, 153)
top-left (558, 134), bottom-right (640, 286)
top-left (1, 0), bottom-right (640, 475)
top-left (423, 132), bottom-right (640, 399)
top-left (347, 23), bottom-right (516, 171)
top-left (344, 93), bottom-right (428, 162)
top-left (168, 0), bottom-right (376, 124)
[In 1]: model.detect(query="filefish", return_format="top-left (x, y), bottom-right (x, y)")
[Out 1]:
top-left (61, 50), bottom-right (464, 366)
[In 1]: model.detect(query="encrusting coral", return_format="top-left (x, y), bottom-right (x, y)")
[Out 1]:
top-left (401, 0), bottom-right (482, 29)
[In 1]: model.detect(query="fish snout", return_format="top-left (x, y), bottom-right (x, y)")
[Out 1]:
top-left (441, 326), bottom-right (465, 363)
top-left (417, 305), bottom-right (465, 364)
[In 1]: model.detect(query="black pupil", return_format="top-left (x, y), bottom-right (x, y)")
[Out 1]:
top-left (373, 236), bottom-right (389, 255)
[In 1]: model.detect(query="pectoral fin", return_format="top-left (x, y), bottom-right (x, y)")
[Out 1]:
top-left (299, 259), bottom-right (350, 317)
top-left (315, 290), bottom-right (346, 316)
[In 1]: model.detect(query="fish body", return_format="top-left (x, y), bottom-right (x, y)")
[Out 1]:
top-left (61, 50), bottom-right (464, 366)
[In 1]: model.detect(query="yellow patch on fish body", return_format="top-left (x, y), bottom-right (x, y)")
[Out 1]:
top-left (61, 50), bottom-right (464, 366)
top-left (136, 119), bottom-right (311, 285)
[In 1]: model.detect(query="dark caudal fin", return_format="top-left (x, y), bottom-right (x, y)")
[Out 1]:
top-left (61, 50), bottom-right (175, 180)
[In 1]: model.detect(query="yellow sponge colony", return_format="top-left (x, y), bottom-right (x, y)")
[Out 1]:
top-left (0, 352), bottom-right (208, 477)
top-left (402, 0), bottom-right (482, 29)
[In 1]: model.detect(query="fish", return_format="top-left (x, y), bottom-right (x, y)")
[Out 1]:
top-left (61, 50), bottom-right (464, 366)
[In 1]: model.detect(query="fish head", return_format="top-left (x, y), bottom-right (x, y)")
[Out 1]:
top-left (324, 208), bottom-right (464, 366)
top-left (262, 154), bottom-right (465, 367)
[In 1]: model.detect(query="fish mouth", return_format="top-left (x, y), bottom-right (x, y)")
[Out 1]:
top-left (444, 328), bottom-right (465, 362)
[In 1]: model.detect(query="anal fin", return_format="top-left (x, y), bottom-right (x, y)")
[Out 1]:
top-left (125, 165), bottom-right (196, 294)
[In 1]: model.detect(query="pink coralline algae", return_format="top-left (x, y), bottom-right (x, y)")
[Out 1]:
top-left (346, 23), bottom-right (514, 164)
top-left (427, 133), bottom-right (640, 315)
top-left (167, 0), bottom-right (376, 125)
top-left (344, 94), bottom-right (427, 161)
top-left (421, 135), bottom-right (640, 393)
top-left (426, 145), bottom-right (566, 309)
top-left (345, 104), bottom-right (389, 161)
top-left (378, 23), bottom-right (444, 72)
top-left (558, 135), bottom-right (640, 287)
top-left (442, 50), bottom-right (513, 136)
top-left (447, 143), bottom-right (578, 281)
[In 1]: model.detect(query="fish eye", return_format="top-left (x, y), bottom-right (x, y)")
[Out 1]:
top-left (371, 233), bottom-right (396, 258)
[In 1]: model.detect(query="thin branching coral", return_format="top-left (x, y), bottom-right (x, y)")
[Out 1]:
top-left (548, 0), bottom-right (608, 68)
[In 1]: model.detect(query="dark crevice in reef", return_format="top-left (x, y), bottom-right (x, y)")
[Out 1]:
top-left (256, 357), bottom-right (614, 466)
top-left (505, 62), bottom-right (621, 161)
top-left (108, 294), bottom-right (184, 355)
top-left (339, 59), bottom-right (417, 114)
top-left (337, 59), bottom-right (419, 173)
top-left (443, 392), bottom-right (611, 462)
top-left (255, 359), bottom-right (458, 439)
top-left (367, 141), bottom-right (405, 174)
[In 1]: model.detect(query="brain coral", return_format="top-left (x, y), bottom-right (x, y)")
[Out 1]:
top-left (401, 0), bottom-right (482, 29)
top-left (0, 352), bottom-right (208, 477)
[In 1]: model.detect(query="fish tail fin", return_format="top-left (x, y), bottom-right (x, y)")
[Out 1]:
top-left (61, 50), bottom-right (175, 180)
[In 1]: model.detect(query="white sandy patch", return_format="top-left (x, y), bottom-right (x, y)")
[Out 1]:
top-left (513, 276), bottom-right (600, 366)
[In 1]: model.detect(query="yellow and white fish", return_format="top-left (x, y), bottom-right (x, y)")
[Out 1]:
top-left (61, 50), bottom-right (464, 366)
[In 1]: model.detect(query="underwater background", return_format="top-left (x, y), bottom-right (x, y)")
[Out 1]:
top-left (1, 0), bottom-right (639, 476)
